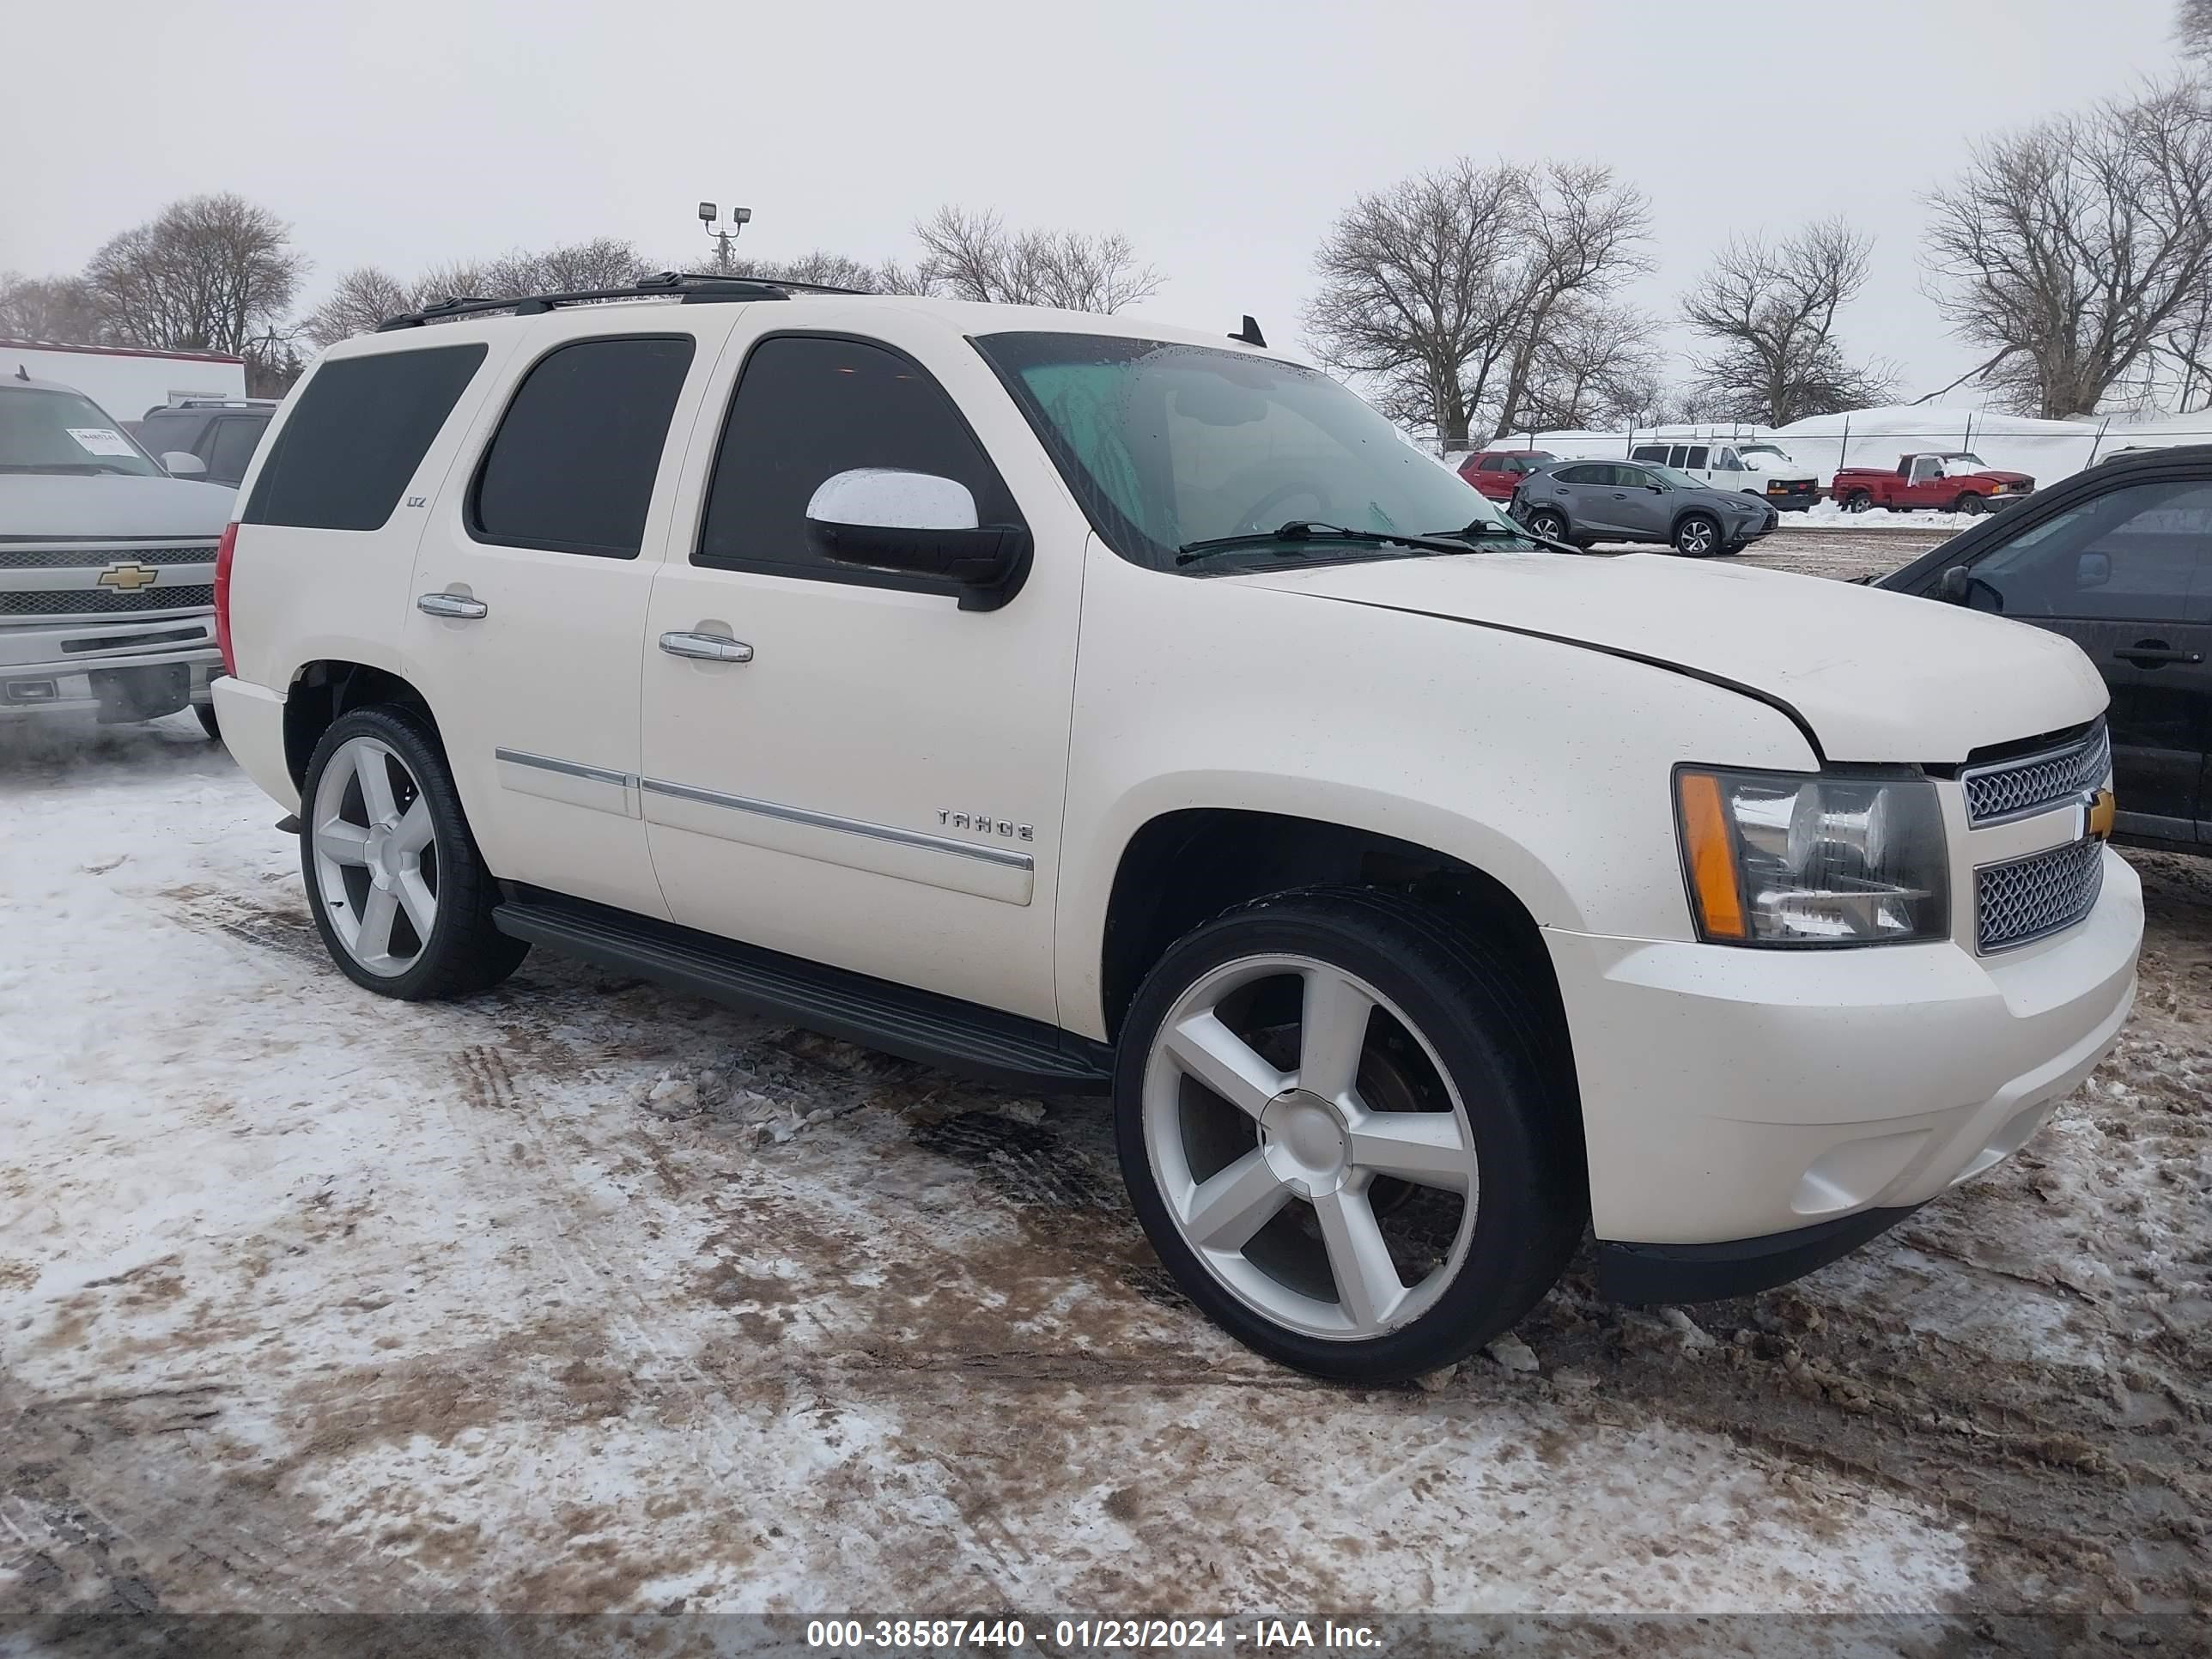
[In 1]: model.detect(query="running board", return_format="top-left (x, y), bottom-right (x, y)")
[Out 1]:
top-left (493, 892), bottom-right (1113, 1095)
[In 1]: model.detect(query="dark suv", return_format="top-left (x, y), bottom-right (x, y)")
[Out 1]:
top-left (133, 398), bottom-right (276, 488)
top-left (1513, 459), bottom-right (1777, 556)
top-left (1880, 446), bottom-right (2211, 854)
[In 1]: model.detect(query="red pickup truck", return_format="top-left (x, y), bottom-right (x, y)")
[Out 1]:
top-left (1832, 452), bottom-right (2034, 516)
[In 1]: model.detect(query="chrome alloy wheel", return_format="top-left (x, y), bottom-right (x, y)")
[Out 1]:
top-left (1676, 517), bottom-right (1717, 556)
top-left (310, 735), bottom-right (439, 977)
top-left (1140, 954), bottom-right (1480, 1340)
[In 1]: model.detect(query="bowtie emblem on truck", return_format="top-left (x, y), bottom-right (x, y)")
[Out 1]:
top-left (2087, 787), bottom-right (2117, 842)
top-left (96, 561), bottom-right (161, 592)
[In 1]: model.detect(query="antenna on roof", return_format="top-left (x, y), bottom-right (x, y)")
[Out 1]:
top-left (1230, 315), bottom-right (1267, 348)
top-left (13, 364), bottom-right (26, 381)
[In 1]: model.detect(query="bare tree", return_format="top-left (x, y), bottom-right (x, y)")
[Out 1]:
top-left (0, 272), bottom-right (103, 343)
top-left (1514, 299), bottom-right (1669, 434)
top-left (299, 267), bottom-right (413, 348)
top-left (1303, 159), bottom-right (1650, 445)
top-left (82, 194), bottom-right (306, 356)
top-left (2181, 0), bottom-right (2212, 59)
top-left (728, 250), bottom-right (895, 291)
top-left (1924, 82), bottom-right (2212, 417)
top-left (906, 208), bottom-right (1164, 312)
top-left (1680, 218), bottom-right (1899, 424)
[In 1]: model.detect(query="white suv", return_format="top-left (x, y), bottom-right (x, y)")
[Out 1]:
top-left (213, 276), bottom-right (2142, 1381)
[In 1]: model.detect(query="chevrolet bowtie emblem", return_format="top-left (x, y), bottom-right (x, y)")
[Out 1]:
top-left (2087, 787), bottom-right (2117, 842)
top-left (96, 561), bottom-right (161, 592)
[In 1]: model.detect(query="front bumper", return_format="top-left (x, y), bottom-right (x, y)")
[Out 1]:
top-left (1547, 848), bottom-right (2142, 1270)
top-left (1, 631), bottom-right (222, 721)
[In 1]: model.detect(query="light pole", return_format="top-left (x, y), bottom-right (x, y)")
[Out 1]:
top-left (696, 202), bottom-right (752, 275)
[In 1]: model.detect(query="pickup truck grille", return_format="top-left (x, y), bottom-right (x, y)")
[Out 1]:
top-left (0, 542), bottom-right (218, 569)
top-left (1977, 836), bottom-right (2106, 953)
top-left (1961, 724), bottom-right (2110, 826)
top-left (0, 585), bottom-right (215, 617)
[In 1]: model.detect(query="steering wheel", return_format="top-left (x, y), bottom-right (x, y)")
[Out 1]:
top-left (1238, 482), bottom-right (1328, 533)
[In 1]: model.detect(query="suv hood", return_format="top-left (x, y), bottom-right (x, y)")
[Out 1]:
top-left (0, 472), bottom-right (234, 539)
top-left (1238, 550), bottom-right (2106, 763)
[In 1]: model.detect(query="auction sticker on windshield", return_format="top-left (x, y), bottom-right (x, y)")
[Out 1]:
top-left (67, 428), bottom-right (137, 457)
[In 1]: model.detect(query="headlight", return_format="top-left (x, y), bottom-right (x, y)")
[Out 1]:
top-left (1675, 767), bottom-right (1949, 946)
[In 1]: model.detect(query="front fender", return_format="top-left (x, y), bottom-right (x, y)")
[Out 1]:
top-left (1054, 550), bottom-right (1817, 1039)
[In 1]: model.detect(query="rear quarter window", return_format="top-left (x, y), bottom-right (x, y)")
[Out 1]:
top-left (245, 343), bottom-right (487, 532)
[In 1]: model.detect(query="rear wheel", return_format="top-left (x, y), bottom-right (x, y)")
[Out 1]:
top-left (300, 705), bottom-right (528, 1000)
top-left (1526, 508), bottom-right (1571, 544)
top-left (1673, 514), bottom-right (1721, 557)
top-left (1843, 489), bottom-right (1874, 514)
top-left (1114, 889), bottom-right (1584, 1382)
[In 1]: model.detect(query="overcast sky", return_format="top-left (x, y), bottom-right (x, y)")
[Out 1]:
top-left (3, 0), bottom-right (2183, 403)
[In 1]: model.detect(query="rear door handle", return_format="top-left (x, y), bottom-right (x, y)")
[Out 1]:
top-left (659, 630), bottom-right (754, 664)
top-left (2115, 642), bottom-right (2203, 666)
top-left (417, 592), bottom-right (487, 620)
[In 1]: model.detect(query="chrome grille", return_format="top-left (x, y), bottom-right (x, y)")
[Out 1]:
top-left (1977, 837), bottom-right (2105, 953)
top-left (1962, 726), bottom-right (2110, 826)
top-left (0, 585), bottom-right (215, 617)
top-left (0, 543), bottom-right (218, 569)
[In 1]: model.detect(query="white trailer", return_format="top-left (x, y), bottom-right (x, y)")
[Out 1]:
top-left (1, 340), bottom-right (247, 425)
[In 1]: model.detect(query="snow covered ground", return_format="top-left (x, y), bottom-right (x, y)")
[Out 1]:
top-left (3, 700), bottom-right (2207, 1637)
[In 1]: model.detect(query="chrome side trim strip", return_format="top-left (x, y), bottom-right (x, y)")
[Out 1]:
top-left (638, 776), bottom-right (1034, 870)
top-left (494, 747), bottom-right (634, 790)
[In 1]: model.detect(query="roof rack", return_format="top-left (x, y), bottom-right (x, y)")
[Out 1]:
top-left (374, 270), bottom-right (870, 331)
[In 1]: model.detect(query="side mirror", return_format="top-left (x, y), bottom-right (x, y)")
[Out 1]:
top-left (1938, 564), bottom-right (1975, 605)
top-left (161, 451), bottom-right (206, 477)
top-left (805, 469), bottom-right (1030, 611)
top-left (1646, 483), bottom-right (1665, 493)
top-left (2075, 551), bottom-right (2112, 589)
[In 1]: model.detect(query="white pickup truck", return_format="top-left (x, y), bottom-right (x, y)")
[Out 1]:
top-left (213, 278), bottom-right (2141, 1380)
top-left (1, 373), bottom-right (231, 728)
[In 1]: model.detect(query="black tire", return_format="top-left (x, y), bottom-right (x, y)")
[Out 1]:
top-left (1672, 513), bottom-right (1722, 557)
top-left (1719, 540), bottom-right (1747, 556)
top-left (299, 704), bottom-right (528, 1000)
top-left (1954, 492), bottom-right (1985, 517)
top-left (1526, 508), bottom-right (1571, 544)
top-left (1113, 887), bottom-right (1586, 1383)
top-left (1843, 490), bottom-right (1874, 514)
top-left (193, 701), bottom-right (222, 742)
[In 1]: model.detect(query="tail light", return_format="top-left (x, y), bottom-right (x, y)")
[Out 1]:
top-left (213, 520), bottom-right (239, 676)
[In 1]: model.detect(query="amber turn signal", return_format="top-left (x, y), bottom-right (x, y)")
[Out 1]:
top-left (1676, 769), bottom-right (1747, 940)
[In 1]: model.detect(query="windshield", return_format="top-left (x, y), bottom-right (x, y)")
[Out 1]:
top-left (0, 387), bottom-right (164, 477)
top-left (973, 331), bottom-right (1528, 570)
top-left (1739, 444), bottom-right (1790, 462)
top-left (1942, 453), bottom-right (1987, 469)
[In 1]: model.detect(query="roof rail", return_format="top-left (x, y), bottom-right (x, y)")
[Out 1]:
top-left (373, 270), bottom-right (869, 332)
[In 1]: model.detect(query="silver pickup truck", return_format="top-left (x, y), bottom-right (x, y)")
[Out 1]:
top-left (2, 373), bottom-right (234, 729)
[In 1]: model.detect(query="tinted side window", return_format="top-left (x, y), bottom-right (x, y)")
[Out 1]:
top-left (696, 335), bottom-right (1020, 580)
top-left (1476, 455), bottom-right (1504, 471)
top-left (1631, 445), bottom-right (1666, 463)
top-left (1552, 463), bottom-right (1604, 485)
top-left (1970, 477), bottom-right (2212, 623)
top-left (246, 344), bottom-right (485, 532)
top-left (470, 337), bottom-right (694, 559)
top-left (1613, 466), bottom-right (1652, 488)
top-left (1686, 446), bottom-right (1710, 469)
top-left (207, 416), bottom-right (265, 484)
top-left (137, 411), bottom-right (200, 456)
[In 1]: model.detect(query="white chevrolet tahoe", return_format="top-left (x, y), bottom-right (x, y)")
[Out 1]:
top-left (2, 374), bottom-right (232, 728)
top-left (212, 276), bottom-right (2142, 1381)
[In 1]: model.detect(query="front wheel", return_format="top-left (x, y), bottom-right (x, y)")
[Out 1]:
top-left (1114, 889), bottom-right (1585, 1382)
top-left (1954, 492), bottom-right (1986, 517)
top-left (300, 705), bottom-right (528, 1000)
top-left (193, 702), bottom-right (222, 742)
top-left (1673, 514), bottom-right (1721, 557)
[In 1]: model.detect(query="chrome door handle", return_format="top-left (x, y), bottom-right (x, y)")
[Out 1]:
top-left (659, 630), bottom-right (754, 664)
top-left (417, 592), bottom-right (488, 620)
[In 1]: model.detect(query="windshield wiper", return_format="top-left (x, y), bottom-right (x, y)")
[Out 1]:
top-left (0, 461), bottom-right (145, 477)
top-left (1433, 519), bottom-right (1583, 556)
top-left (1175, 520), bottom-right (1474, 566)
